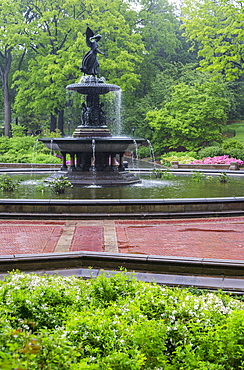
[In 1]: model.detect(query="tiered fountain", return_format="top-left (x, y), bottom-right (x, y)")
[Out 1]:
top-left (40, 27), bottom-right (146, 186)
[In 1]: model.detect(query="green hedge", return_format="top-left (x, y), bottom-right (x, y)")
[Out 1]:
top-left (0, 272), bottom-right (244, 369)
top-left (0, 136), bottom-right (61, 164)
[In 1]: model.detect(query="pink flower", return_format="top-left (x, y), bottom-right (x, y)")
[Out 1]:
top-left (190, 156), bottom-right (244, 166)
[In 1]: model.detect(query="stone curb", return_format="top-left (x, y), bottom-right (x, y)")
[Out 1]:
top-left (0, 251), bottom-right (244, 292)
top-left (0, 197), bottom-right (243, 218)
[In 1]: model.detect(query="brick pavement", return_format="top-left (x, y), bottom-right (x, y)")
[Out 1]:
top-left (0, 217), bottom-right (244, 260)
top-left (115, 217), bottom-right (244, 260)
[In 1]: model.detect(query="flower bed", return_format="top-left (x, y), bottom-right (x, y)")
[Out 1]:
top-left (172, 155), bottom-right (243, 170)
top-left (190, 155), bottom-right (244, 166)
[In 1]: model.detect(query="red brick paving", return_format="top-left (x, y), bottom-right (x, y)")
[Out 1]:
top-left (70, 226), bottom-right (104, 252)
top-left (1, 217), bottom-right (244, 260)
top-left (115, 218), bottom-right (244, 260)
top-left (0, 224), bottom-right (63, 255)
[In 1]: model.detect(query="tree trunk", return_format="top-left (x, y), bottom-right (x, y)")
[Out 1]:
top-left (0, 50), bottom-right (13, 137)
top-left (3, 76), bottom-right (12, 137)
top-left (50, 113), bottom-right (57, 132)
top-left (58, 109), bottom-right (64, 136)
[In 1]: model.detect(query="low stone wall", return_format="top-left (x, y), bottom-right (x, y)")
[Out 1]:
top-left (0, 163), bottom-right (60, 169)
top-left (171, 161), bottom-right (240, 170)
top-left (0, 197), bottom-right (244, 218)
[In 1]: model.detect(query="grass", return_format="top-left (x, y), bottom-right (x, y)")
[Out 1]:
top-left (225, 121), bottom-right (244, 143)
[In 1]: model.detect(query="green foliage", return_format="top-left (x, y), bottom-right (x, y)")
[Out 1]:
top-left (152, 168), bottom-right (163, 178)
top-left (48, 176), bottom-right (73, 194)
top-left (198, 146), bottom-right (226, 159)
top-left (225, 122), bottom-right (244, 143)
top-left (0, 135), bottom-right (62, 164)
top-left (152, 168), bottom-right (175, 180)
top-left (0, 0), bottom-right (29, 136)
top-left (1, 272), bottom-right (244, 369)
top-left (147, 81), bottom-right (230, 153)
top-left (161, 169), bottom-right (174, 179)
top-left (13, 0), bottom-right (145, 127)
top-left (198, 143), bottom-right (244, 162)
top-left (161, 151), bottom-right (197, 165)
top-left (11, 123), bottom-right (27, 137)
top-left (222, 139), bottom-right (244, 150)
top-left (191, 171), bottom-right (205, 182)
top-left (0, 174), bottom-right (19, 191)
top-left (137, 145), bottom-right (151, 159)
top-left (123, 63), bottom-right (211, 139)
top-left (217, 172), bottom-right (230, 183)
top-left (228, 149), bottom-right (244, 162)
top-left (182, 0), bottom-right (244, 81)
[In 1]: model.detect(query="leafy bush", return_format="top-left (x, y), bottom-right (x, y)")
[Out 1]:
top-left (48, 176), bottom-right (73, 194)
top-left (0, 272), bottom-right (244, 369)
top-left (217, 172), bottom-right (230, 183)
top-left (0, 135), bottom-right (62, 164)
top-left (198, 146), bottom-right (226, 158)
top-left (137, 145), bottom-right (152, 159)
top-left (11, 123), bottom-right (27, 137)
top-left (161, 151), bottom-right (197, 165)
top-left (222, 139), bottom-right (244, 150)
top-left (228, 149), bottom-right (244, 162)
top-left (0, 174), bottom-right (19, 191)
top-left (191, 171), bottom-right (205, 181)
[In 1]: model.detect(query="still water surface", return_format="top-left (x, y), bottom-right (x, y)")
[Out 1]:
top-left (1, 173), bottom-right (244, 199)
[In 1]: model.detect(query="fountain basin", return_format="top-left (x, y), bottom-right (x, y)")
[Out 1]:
top-left (40, 137), bottom-right (145, 153)
top-left (39, 137), bottom-right (147, 186)
top-left (66, 81), bottom-right (121, 95)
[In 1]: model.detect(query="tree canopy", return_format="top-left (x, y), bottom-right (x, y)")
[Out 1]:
top-left (182, 0), bottom-right (244, 81)
top-left (146, 80), bottom-right (231, 152)
top-left (12, 0), bottom-right (145, 132)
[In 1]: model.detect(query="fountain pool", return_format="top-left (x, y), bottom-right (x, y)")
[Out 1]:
top-left (2, 172), bottom-right (244, 200)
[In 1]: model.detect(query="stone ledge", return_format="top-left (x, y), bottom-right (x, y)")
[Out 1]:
top-left (0, 252), bottom-right (244, 292)
top-left (0, 163), bottom-right (60, 169)
top-left (171, 161), bottom-right (240, 170)
top-left (0, 197), bottom-right (244, 217)
top-left (0, 251), bottom-right (244, 277)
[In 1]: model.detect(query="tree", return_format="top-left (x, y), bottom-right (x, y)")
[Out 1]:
top-left (122, 63), bottom-right (214, 138)
top-left (146, 81), bottom-right (231, 153)
top-left (13, 0), bottom-right (144, 133)
top-left (182, 0), bottom-right (244, 81)
top-left (0, 0), bottom-right (28, 136)
top-left (134, 0), bottom-right (181, 97)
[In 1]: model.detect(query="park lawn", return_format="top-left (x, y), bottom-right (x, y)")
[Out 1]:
top-left (226, 121), bottom-right (244, 143)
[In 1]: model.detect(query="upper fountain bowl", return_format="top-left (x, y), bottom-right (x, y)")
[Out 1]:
top-left (66, 75), bottom-right (120, 95)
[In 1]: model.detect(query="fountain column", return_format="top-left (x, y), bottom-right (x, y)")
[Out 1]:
top-left (76, 154), bottom-right (82, 169)
top-left (118, 153), bottom-right (124, 170)
top-left (70, 154), bottom-right (75, 169)
top-left (61, 152), bottom-right (67, 170)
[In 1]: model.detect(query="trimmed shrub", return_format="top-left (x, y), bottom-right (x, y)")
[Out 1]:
top-left (222, 139), bottom-right (244, 150)
top-left (198, 146), bottom-right (226, 159)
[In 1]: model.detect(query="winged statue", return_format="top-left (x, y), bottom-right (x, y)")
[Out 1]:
top-left (80, 27), bottom-right (104, 77)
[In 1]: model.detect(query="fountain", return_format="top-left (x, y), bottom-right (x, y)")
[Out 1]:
top-left (39, 27), bottom-right (146, 186)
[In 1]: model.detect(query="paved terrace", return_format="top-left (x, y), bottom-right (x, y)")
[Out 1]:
top-left (0, 217), bottom-right (244, 259)
top-left (0, 217), bottom-right (244, 293)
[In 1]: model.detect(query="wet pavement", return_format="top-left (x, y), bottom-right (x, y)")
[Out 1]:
top-left (0, 217), bottom-right (244, 261)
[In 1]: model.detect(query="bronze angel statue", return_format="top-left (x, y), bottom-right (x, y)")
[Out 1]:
top-left (80, 27), bottom-right (104, 77)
